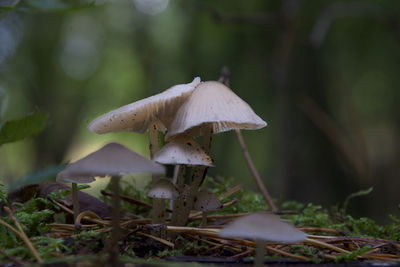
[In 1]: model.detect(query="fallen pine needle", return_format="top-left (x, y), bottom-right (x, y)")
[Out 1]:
top-left (136, 231), bottom-right (174, 248)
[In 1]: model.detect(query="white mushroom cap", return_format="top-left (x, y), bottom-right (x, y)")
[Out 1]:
top-left (147, 178), bottom-right (179, 200)
top-left (153, 135), bottom-right (213, 166)
top-left (219, 212), bottom-right (307, 243)
top-left (166, 81), bottom-right (267, 139)
top-left (88, 77), bottom-right (201, 134)
top-left (193, 189), bottom-right (223, 212)
top-left (56, 143), bottom-right (165, 184)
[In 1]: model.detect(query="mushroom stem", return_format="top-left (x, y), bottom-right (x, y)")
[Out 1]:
top-left (170, 165), bottom-right (180, 216)
top-left (109, 176), bottom-right (121, 266)
top-left (149, 122), bottom-right (165, 226)
top-left (71, 183), bottom-right (80, 229)
top-left (254, 239), bottom-right (266, 267)
top-left (200, 211), bottom-right (208, 228)
top-left (178, 126), bottom-right (213, 226)
top-left (170, 165), bottom-right (187, 226)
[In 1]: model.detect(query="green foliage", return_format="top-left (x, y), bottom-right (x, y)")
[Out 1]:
top-left (205, 177), bottom-right (268, 213)
top-left (0, 198), bottom-right (58, 262)
top-left (289, 245), bottom-right (320, 263)
top-left (285, 203), bottom-right (335, 229)
top-left (156, 238), bottom-right (209, 259)
top-left (335, 246), bottom-right (373, 262)
top-left (0, 180), bottom-right (6, 203)
top-left (0, 110), bottom-right (48, 146)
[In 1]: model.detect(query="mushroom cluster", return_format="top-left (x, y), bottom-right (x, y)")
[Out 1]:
top-left (58, 77), bottom-right (268, 243)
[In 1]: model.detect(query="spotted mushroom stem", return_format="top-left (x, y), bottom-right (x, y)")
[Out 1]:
top-left (200, 211), bottom-right (208, 228)
top-left (170, 165), bottom-right (187, 226)
top-left (148, 122), bottom-right (166, 226)
top-left (254, 240), bottom-right (267, 267)
top-left (71, 183), bottom-right (80, 229)
top-left (183, 126), bottom-right (213, 224)
top-left (178, 126), bottom-right (214, 226)
top-left (108, 176), bottom-right (121, 266)
top-left (170, 165), bottom-right (180, 216)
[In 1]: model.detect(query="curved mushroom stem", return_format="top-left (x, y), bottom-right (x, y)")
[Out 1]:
top-left (175, 126), bottom-right (213, 226)
top-left (109, 176), bottom-right (121, 266)
top-left (254, 240), bottom-right (266, 267)
top-left (170, 165), bottom-right (186, 227)
top-left (71, 183), bottom-right (80, 230)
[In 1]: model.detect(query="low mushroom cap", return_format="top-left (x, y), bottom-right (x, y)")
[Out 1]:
top-left (147, 178), bottom-right (179, 200)
top-left (166, 81), bottom-right (267, 139)
top-left (88, 77), bottom-right (201, 134)
top-left (193, 189), bottom-right (223, 212)
top-left (219, 212), bottom-right (307, 243)
top-left (153, 135), bottom-right (213, 166)
top-left (57, 143), bottom-right (165, 184)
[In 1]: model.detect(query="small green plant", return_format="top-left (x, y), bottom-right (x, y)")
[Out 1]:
top-left (0, 180), bottom-right (6, 204)
top-left (336, 246), bottom-right (373, 262)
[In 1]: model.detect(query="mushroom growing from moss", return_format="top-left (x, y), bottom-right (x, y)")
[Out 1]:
top-left (88, 77), bottom-right (200, 225)
top-left (165, 81), bottom-right (267, 225)
top-left (153, 134), bottom-right (213, 226)
top-left (193, 189), bottom-right (222, 228)
top-left (56, 143), bottom-right (164, 265)
top-left (219, 212), bottom-right (306, 267)
top-left (147, 178), bottom-right (179, 228)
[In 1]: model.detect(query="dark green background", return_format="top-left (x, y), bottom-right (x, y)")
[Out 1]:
top-left (0, 0), bottom-right (399, 223)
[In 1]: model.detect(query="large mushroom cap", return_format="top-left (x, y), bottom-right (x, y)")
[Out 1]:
top-left (219, 212), bottom-right (307, 243)
top-left (153, 135), bottom-right (213, 166)
top-left (57, 143), bottom-right (165, 184)
top-left (147, 178), bottom-right (179, 200)
top-left (89, 77), bottom-right (201, 134)
top-left (166, 81), bottom-right (267, 139)
top-left (193, 189), bottom-right (223, 212)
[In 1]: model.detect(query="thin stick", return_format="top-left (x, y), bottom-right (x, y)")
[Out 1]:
top-left (219, 184), bottom-right (243, 198)
top-left (235, 129), bottom-right (277, 212)
top-left (305, 237), bottom-right (350, 254)
top-left (136, 232), bottom-right (174, 248)
top-left (4, 207), bottom-right (43, 263)
top-left (188, 199), bottom-right (237, 219)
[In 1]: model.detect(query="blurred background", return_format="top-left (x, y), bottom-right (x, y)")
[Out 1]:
top-left (0, 0), bottom-right (399, 223)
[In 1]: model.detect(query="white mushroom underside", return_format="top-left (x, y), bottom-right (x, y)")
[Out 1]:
top-left (219, 212), bottom-right (307, 243)
top-left (193, 189), bottom-right (222, 211)
top-left (88, 77), bottom-right (201, 134)
top-left (147, 178), bottom-right (179, 200)
top-left (166, 81), bottom-right (267, 138)
top-left (57, 143), bottom-right (164, 183)
top-left (153, 135), bottom-right (213, 166)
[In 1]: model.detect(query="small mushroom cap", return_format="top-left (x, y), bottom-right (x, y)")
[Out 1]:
top-left (147, 178), bottom-right (179, 200)
top-left (153, 135), bottom-right (214, 166)
top-left (219, 212), bottom-right (307, 243)
top-left (193, 189), bottom-right (223, 212)
top-left (166, 81), bottom-right (267, 139)
top-left (88, 77), bottom-right (201, 134)
top-left (57, 143), bottom-right (165, 184)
